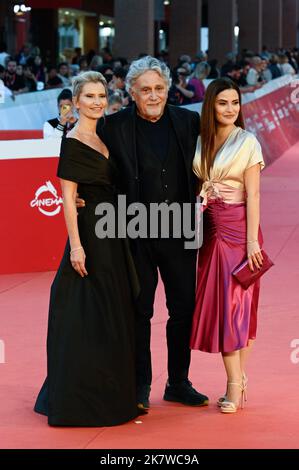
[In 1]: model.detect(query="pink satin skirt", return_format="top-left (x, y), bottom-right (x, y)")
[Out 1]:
top-left (190, 199), bottom-right (262, 353)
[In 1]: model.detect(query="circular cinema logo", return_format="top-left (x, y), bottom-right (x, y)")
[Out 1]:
top-left (30, 181), bottom-right (63, 217)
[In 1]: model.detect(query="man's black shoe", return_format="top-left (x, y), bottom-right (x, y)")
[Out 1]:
top-left (163, 380), bottom-right (209, 406)
top-left (137, 384), bottom-right (151, 410)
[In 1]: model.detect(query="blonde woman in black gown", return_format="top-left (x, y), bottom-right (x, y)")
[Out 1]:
top-left (34, 71), bottom-right (141, 426)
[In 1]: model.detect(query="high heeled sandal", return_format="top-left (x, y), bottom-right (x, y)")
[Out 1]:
top-left (242, 374), bottom-right (248, 403)
top-left (217, 373), bottom-right (248, 407)
top-left (220, 382), bottom-right (245, 414)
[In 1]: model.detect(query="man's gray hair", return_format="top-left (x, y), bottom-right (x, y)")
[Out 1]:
top-left (125, 56), bottom-right (172, 93)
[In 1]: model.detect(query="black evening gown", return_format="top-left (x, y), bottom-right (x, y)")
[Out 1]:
top-left (34, 137), bottom-right (140, 426)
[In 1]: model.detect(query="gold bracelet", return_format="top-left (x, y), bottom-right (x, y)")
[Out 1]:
top-left (247, 240), bottom-right (258, 243)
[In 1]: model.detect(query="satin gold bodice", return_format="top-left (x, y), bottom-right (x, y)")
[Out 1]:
top-left (193, 127), bottom-right (265, 205)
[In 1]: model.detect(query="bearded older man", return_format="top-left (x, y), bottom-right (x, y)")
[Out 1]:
top-left (78, 56), bottom-right (208, 410)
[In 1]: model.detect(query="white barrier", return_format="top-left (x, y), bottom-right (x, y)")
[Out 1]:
top-left (241, 74), bottom-right (296, 103)
top-left (0, 88), bottom-right (64, 130)
top-left (0, 137), bottom-right (60, 159)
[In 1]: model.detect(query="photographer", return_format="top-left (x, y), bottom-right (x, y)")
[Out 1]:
top-left (168, 68), bottom-right (195, 106)
top-left (43, 88), bottom-right (77, 138)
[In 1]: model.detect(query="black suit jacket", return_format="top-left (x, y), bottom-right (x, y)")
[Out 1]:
top-left (97, 104), bottom-right (200, 206)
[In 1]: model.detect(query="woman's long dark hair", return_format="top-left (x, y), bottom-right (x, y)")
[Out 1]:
top-left (200, 77), bottom-right (245, 179)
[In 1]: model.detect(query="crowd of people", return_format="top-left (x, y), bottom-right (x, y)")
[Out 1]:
top-left (0, 41), bottom-right (298, 107)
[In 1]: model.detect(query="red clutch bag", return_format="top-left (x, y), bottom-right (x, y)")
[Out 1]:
top-left (232, 250), bottom-right (274, 290)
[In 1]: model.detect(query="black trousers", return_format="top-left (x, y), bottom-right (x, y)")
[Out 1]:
top-left (133, 238), bottom-right (197, 386)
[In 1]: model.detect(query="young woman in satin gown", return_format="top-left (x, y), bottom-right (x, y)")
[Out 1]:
top-left (34, 71), bottom-right (142, 426)
top-left (190, 78), bottom-right (265, 413)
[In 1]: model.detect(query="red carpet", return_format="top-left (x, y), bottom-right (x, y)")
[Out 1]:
top-left (1, 142), bottom-right (299, 449)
